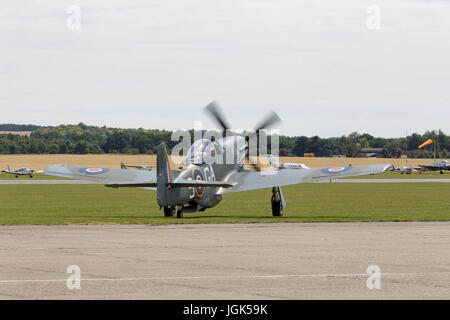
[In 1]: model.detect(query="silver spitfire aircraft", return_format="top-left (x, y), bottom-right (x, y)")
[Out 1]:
top-left (44, 103), bottom-right (393, 218)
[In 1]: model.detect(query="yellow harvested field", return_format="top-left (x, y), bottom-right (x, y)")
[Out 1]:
top-left (0, 154), bottom-right (444, 171)
top-left (0, 131), bottom-right (32, 137)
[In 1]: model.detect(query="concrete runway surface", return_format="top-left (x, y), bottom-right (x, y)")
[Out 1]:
top-left (0, 222), bottom-right (449, 299)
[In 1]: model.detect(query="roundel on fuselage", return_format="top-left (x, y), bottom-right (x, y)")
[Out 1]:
top-left (192, 167), bottom-right (205, 198)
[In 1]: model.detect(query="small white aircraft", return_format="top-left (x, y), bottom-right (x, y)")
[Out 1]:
top-left (1, 165), bottom-right (41, 178)
top-left (120, 163), bottom-right (155, 171)
top-left (268, 156), bottom-right (310, 170)
top-left (392, 164), bottom-right (416, 174)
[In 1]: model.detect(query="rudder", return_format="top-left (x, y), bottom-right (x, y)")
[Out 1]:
top-left (156, 143), bottom-right (172, 206)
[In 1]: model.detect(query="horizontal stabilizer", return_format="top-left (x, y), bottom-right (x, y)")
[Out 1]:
top-left (106, 179), bottom-right (236, 189)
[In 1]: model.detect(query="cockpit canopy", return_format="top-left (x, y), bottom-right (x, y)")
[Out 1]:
top-left (185, 139), bottom-right (224, 165)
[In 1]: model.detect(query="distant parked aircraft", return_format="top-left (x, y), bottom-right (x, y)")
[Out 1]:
top-left (392, 164), bottom-right (416, 174)
top-left (268, 156), bottom-right (310, 170)
top-left (417, 160), bottom-right (450, 174)
top-left (120, 163), bottom-right (154, 170)
top-left (1, 165), bottom-right (41, 178)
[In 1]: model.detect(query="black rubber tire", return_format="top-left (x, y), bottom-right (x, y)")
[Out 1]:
top-left (271, 198), bottom-right (282, 217)
top-left (440, 170), bottom-right (444, 175)
top-left (177, 209), bottom-right (183, 219)
top-left (163, 207), bottom-right (174, 217)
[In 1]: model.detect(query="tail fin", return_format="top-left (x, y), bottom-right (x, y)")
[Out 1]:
top-left (8, 165), bottom-right (11, 172)
top-left (156, 143), bottom-right (172, 206)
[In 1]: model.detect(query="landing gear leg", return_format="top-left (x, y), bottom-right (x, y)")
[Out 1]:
top-left (271, 187), bottom-right (285, 217)
top-left (440, 170), bottom-right (444, 175)
top-left (163, 206), bottom-right (175, 217)
top-left (177, 207), bottom-right (183, 219)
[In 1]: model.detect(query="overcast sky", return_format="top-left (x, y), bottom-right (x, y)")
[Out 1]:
top-left (1, 0), bottom-right (449, 137)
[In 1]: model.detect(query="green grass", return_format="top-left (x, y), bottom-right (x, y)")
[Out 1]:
top-left (0, 183), bottom-right (449, 225)
top-left (0, 173), bottom-right (68, 180)
top-left (343, 171), bottom-right (449, 179)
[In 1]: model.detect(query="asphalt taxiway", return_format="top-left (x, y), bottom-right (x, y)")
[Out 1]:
top-left (0, 222), bottom-right (449, 299)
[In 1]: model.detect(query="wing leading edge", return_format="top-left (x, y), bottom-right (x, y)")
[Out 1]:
top-left (220, 164), bottom-right (393, 194)
top-left (44, 165), bottom-right (158, 183)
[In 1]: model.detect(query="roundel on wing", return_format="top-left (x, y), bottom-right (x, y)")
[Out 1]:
top-left (328, 167), bottom-right (345, 172)
top-left (79, 167), bottom-right (110, 175)
top-left (319, 166), bottom-right (352, 174)
top-left (192, 168), bottom-right (205, 198)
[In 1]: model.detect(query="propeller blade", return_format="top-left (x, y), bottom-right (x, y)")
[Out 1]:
top-left (204, 101), bottom-right (230, 137)
top-left (254, 110), bottom-right (281, 134)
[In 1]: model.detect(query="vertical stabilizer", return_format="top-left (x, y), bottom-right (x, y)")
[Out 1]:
top-left (156, 143), bottom-right (172, 206)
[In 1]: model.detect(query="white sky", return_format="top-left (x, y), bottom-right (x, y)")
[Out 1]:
top-left (1, 0), bottom-right (449, 137)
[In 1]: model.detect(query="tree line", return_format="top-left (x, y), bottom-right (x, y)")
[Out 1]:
top-left (0, 123), bottom-right (448, 158)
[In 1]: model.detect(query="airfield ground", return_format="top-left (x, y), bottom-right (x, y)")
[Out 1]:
top-left (0, 183), bottom-right (449, 225)
top-left (0, 222), bottom-right (448, 299)
top-left (0, 155), bottom-right (448, 299)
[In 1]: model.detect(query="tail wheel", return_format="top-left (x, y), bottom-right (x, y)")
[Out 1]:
top-left (163, 207), bottom-right (175, 217)
top-left (176, 208), bottom-right (183, 219)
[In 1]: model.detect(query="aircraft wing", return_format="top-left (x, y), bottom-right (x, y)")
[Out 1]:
top-left (418, 165), bottom-right (439, 171)
top-left (44, 165), bottom-right (158, 183)
top-left (45, 165), bottom-right (234, 190)
top-left (220, 164), bottom-right (393, 194)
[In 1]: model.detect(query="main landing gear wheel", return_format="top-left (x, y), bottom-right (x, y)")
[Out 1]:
top-left (177, 208), bottom-right (183, 219)
top-left (440, 170), bottom-right (444, 175)
top-left (163, 206), bottom-right (175, 217)
top-left (271, 187), bottom-right (284, 217)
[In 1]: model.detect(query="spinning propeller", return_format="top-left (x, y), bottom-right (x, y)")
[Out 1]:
top-left (204, 101), bottom-right (281, 171)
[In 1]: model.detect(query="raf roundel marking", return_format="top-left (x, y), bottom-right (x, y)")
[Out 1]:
top-left (328, 167), bottom-right (345, 172)
top-left (320, 166), bottom-right (352, 175)
top-left (192, 168), bottom-right (205, 198)
top-left (79, 167), bottom-right (110, 175)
